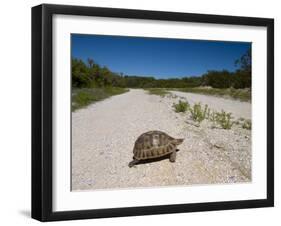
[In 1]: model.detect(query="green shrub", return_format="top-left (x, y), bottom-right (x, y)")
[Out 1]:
top-left (201, 70), bottom-right (233, 88)
top-left (232, 71), bottom-right (251, 89)
top-left (146, 88), bottom-right (169, 97)
top-left (208, 110), bottom-right (217, 122)
top-left (215, 110), bottom-right (234, 129)
top-left (189, 103), bottom-right (209, 123)
top-left (242, 119), bottom-right (252, 130)
top-left (173, 100), bottom-right (189, 113)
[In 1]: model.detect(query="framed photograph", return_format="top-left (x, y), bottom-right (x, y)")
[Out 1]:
top-left (32, 4), bottom-right (274, 221)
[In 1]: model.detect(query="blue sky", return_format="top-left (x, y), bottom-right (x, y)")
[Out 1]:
top-left (71, 34), bottom-right (251, 79)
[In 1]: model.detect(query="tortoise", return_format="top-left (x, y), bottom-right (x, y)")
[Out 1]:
top-left (128, 131), bottom-right (184, 167)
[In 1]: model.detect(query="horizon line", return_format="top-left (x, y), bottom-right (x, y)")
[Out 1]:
top-left (72, 57), bottom-right (238, 79)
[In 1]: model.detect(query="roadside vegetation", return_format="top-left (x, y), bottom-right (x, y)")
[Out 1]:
top-left (129, 48), bottom-right (251, 89)
top-left (189, 103), bottom-right (209, 123)
top-left (242, 119), bottom-right (252, 130)
top-left (72, 87), bottom-right (128, 111)
top-left (173, 100), bottom-right (189, 113)
top-left (72, 57), bottom-right (130, 111)
top-left (172, 87), bottom-right (251, 102)
top-left (172, 100), bottom-right (251, 130)
top-left (72, 47), bottom-right (251, 109)
top-left (72, 47), bottom-right (251, 90)
top-left (215, 110), bottom-right (234, 129)
top-left (145, 88), bottom-right (169, 97)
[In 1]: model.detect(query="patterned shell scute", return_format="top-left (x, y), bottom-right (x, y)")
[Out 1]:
top-left (133, 131), bottom-right (176, 160)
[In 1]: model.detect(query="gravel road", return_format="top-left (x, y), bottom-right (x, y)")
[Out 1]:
top-left (72, 89), bottom-right (251, 191)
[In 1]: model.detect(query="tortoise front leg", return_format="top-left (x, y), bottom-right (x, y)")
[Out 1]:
top-left (169, 150), bottom-right (176, 162)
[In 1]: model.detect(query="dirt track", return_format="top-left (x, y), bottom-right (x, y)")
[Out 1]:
top-left (72, 89), bottom-right (251, 191)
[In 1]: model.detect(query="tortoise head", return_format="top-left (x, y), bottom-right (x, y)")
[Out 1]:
top-left (172, 138), bottom-right (184, 145)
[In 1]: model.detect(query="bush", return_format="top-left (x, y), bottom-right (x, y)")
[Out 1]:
top-left (201, 67), bottom-right (251, 89)
top-left (232, 71), bottom-right (251, 89)
top-left (202, 70), bottom-right (233, 88)
top-left (173, 100), bottom-right (189, 113)
top-left (189, 103), bottom-right (209, 123)
top-left (242, 119), bottom-right (252, 130)
top-left (215, 110), bottom-right (234, 129)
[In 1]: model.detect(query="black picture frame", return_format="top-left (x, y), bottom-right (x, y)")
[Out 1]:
top-left (32, 3), bottom-right (274, 222)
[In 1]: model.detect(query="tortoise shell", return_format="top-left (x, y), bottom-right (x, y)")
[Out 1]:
top-left (132, 131), bottom-right (183, 160)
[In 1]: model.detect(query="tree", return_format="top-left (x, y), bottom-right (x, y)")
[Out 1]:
top-left (201, 70), bottom-right (233, 88)
top-left (232, 71), bottom-right (251, 89)
top-left (87, 58), bottom-right (94, 68)
top-left (235, 47), bottom-right (251, 74)
top-left (234, 47), bottom-right (252, 88)
top-left (72, 58), bottom-right (91, 87)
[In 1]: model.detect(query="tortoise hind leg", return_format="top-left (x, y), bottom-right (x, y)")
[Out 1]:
top-left (128, 159), bottom-right (139, 167)
top-left (169, 150), bottom-right (176, 162)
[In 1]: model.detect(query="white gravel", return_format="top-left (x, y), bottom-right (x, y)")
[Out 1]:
top-left (72, 89), bottom-right (251, 191)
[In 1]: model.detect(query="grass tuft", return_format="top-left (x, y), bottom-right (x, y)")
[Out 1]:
top-left (173, 100), bottom-right (189, 113)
